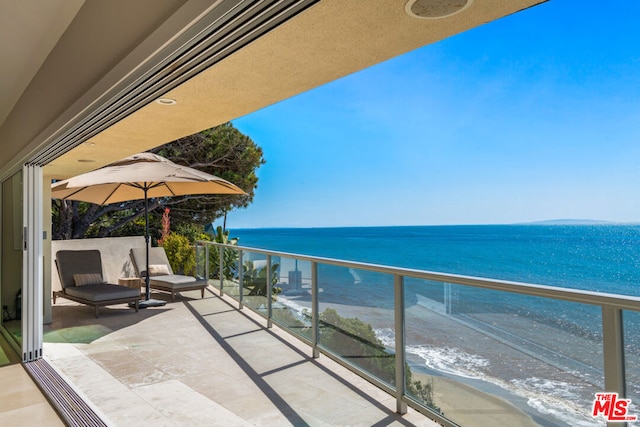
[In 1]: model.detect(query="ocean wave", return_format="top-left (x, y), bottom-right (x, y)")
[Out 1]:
top-left (348, 268), bottom-right (362, 284)
top-left (375, 328), bottom-right (489, 379)
top-left (375, 327), bottom-right (600, 426)
top-left (409, 345), bottom-right (489, 380)
top-left (276, 296), bottom-right (311, 321)
top-left (510, 378), bottom-right (599, 427)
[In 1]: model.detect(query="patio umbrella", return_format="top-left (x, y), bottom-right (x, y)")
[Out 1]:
top-left (51, 152), bottom-right (245, 307)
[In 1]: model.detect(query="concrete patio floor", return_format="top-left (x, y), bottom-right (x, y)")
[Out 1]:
top-left (0, 334), bottom-right (64, 427)
top-left (43, 288), bottom-right (439, 426)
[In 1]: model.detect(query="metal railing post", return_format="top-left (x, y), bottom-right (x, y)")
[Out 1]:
top-left (205, 244), bottom-right (209, 282)
top-left (312, 261), bottom-right (319, 358)
top-left (238, 249), bottom-right (244, 309)
top-left (198, 241), bottom-right (640, 426)
top-left (444, 282), bottom-right (452, 314)
top-left (267, 254), bottom-right (273, 328)
top-left (602, 306), bottom-right (626, 385)
top-left (219, 245), bottom-right (224, 295)
top-left (602, 306), bottom-right (627, 427)
top-left (394, 274), bottom-right (408, 414)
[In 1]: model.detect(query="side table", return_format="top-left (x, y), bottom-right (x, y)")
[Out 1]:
top-left (118, 277), bottom-right (142, 293)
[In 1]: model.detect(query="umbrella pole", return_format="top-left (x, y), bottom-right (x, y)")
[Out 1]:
top-left (145, 187), bottom-right (151, 301)
top-left (137, 186), bottom-right (166, 308)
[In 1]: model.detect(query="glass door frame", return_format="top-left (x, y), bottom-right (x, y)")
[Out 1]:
top-left (0, 165), bottom-right (43, 361)
top-left (22, 164), bottom-right (43, 361)
top-left (0, 170), bottom-right (23, 355)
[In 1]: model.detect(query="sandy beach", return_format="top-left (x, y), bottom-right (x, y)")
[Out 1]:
top-left (316, 300), bottom-right (547, 425)
top-left (276, 296), bottom-right (604, 427)
top-left (411, 372), bottom-right (539, 427)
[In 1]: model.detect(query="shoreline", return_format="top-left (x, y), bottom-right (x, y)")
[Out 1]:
top-left (410, 372), bottom-right (539, 427)
top-left (278, 295), bottom-right (602, 426)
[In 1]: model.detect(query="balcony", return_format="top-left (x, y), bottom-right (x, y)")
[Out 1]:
top-left (2, 237), bottom-right (634, 426)
top-left (42, 289), bottom-right (436, 426)
top-left (193, 241), bottom-right (640, 427)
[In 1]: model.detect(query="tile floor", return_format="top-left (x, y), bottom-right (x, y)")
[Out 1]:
top-left (42, 288), bottom-right (439, 426)
top-left (0, 334), bottom-right (64, 426)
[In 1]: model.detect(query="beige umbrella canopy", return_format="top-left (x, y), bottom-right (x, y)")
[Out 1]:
top-left (51, 152), bottom-right (244, 204)
top-left (51, 152), bottom-right (245, 306)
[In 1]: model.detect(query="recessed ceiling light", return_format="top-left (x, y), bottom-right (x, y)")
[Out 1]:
top-left (78, 159), bottom-right (96, 163)
top-left (156, 98), bottom-right (177, 105)
top-left (405, 0), bottom-right (472, 19)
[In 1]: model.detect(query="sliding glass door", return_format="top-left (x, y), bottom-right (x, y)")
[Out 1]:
top-left (1, 171), bottom-right (23, 346)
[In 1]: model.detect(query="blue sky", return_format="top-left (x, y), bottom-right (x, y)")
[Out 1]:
top-left (225, 1), bottom-right (640, 228)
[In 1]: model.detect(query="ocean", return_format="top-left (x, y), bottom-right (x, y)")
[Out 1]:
top-left (228, 224), bottom-right (640, 426)
top-left (231, 224), bottom-right (640, 296)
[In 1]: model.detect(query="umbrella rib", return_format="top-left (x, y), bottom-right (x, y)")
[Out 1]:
top-left (130, 182), bottom-right (151, 191)
top-left (164, 183), bottom-right (177, 197)
top-left (143, 182), bottom-right (174, 194)
top-left (102, 183), bottom-right (124, 205)
top-left (58, 186), bottom-right (86, 200)
top-left (141, 182), bottom-right (176, 198)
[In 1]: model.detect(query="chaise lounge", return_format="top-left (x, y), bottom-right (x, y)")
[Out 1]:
top-left (130, 247), bottom-right (208, 302)
top-left (54, 250), bottom-right (140, 317)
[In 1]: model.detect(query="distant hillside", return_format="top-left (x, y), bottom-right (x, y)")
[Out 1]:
top-left (524, 219), bottom-right (618, 225)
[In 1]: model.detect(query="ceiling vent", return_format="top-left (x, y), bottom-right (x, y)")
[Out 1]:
top-left (405, 0), bottom-right (472, 19)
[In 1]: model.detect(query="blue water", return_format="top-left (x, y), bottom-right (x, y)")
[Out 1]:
top-left (228, 224), bottom-right (640, 426)
top-left (231, 224), bottom-right (640, 296)
top-left (230, 224), bottom-right (640, 343)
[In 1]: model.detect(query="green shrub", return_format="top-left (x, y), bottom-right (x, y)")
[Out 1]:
top-left (161, 233), bottom-right (195, 275)
top-left (243, 260), bottom-right (282, 300)
top-left (174, 223), bottom-right (211, 244)
top-left (318, 308), bottom-right (437, 410)
top-left (209, 226), bottom-right (239, 279)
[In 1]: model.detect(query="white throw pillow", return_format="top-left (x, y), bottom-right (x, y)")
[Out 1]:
top-left (148, 264), bottom-right (170, 276)
top-left (73, 273), bottom-right (105, 286)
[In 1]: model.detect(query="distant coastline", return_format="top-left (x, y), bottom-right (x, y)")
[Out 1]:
top-left (231, 224), bottom-right (640, 425)
top-left (520, 219), bottom-right (624, 225)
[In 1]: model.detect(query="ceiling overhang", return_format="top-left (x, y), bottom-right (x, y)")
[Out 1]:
top-left (0, 0), bottom-right (546, 180)
top-left (0, 0), bottom-right (85, 126)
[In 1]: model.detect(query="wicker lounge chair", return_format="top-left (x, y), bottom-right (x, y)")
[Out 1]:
top-left (130, 247), bottom-right (207, 302)
top-left (54, 250), bottom-right (140, 317)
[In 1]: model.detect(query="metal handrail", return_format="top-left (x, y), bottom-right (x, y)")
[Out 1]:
top-left (196, 240), bottom-right (639, 427)
top-left (200, 242), bottom-right (640, 311)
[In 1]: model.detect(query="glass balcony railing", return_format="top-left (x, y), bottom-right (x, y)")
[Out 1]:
top-left (196, 241), bottom-right (640, 427)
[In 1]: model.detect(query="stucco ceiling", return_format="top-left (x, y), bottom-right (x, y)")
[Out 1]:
top-left (0, 0), bottom-right (84, 126)
top-left (0, 0), bottom-right (545, 180)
